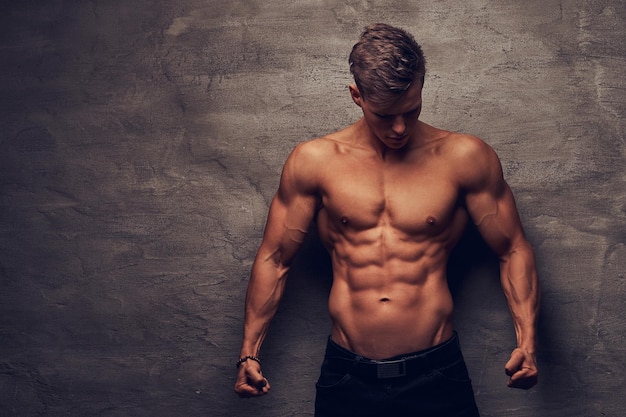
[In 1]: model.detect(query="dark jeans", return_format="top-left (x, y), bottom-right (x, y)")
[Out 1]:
top-left (315, 332), bottom-right (480, 417)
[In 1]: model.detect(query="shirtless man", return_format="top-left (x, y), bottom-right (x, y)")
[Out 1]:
top-left (234, 23), bottom-right (539, 417)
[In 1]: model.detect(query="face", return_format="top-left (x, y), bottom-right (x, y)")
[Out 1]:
top-left (350, 81), bottom-right (423, 150)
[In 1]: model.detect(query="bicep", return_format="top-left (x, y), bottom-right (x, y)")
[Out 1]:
top-left (463, 144), bottom-right (526, 257)
top-left (259, 190), bottom-right (317, 266)
top-left (256, 146), bottom-right (319, 267)
top-left (468, 182), bottom-right (526, 258)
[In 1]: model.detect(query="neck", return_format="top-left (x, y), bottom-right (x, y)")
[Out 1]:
top-left (357, 119), bottom-right (429, 159)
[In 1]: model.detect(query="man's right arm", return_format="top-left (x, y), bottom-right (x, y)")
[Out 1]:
top-left (235, 143), bottom-right (320, 397)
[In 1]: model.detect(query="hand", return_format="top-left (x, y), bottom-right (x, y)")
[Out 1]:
top-left (234, 360), bottom-right (270, 398)
top-left (505, 348), bottom-right (538, 390)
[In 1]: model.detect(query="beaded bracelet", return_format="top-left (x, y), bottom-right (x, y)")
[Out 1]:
top-left (236, 355), bottom-right (261, 369)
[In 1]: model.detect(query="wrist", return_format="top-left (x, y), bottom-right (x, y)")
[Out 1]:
top-left (515, 345), bottom-right (536, 356)
top-left (515, 329), bottom-right (537, 353)
top-left (236, 355), bottom-right (261, 369)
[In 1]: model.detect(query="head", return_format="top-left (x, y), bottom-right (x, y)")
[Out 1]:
top-left (349, 23), bottom-right (426, 106)
top-left (348, 24), bottom-right (426, 149)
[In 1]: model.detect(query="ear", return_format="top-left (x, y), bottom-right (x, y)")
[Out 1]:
top-left (349, 84), bottom-right (363, 108)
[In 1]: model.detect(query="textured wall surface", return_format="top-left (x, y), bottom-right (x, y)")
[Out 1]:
top-left (1, 0), bottom-right (624, 416)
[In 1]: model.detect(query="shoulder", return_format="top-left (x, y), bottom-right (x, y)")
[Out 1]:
top-left (285, 127), bottom-right (357, 168)
top-left (417, 124), bottom-right (494, 162)
top-left (279, 136), bottom-right (339, 194)
top-left (289, 136), bottom-right (334, 159)
top-left (441, 132), bottom-right (504, 191)
top-left (442, 132), bottom-right (497, 161)
top-left (283, 136), bottom-right (337, 174)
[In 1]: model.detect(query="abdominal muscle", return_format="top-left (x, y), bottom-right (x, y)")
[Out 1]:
top-left (326, 243), bottom-right (455, 360)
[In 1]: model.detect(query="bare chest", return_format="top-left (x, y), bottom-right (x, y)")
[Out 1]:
top-left (318, 157), bottom-right (462, 236)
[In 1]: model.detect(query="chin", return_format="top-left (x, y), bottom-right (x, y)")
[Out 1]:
top-left (385, 138), bottom-right (409, 148)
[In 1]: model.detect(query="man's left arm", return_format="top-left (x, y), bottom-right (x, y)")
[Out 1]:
top-left (461, 137), bottom-right (540, 390)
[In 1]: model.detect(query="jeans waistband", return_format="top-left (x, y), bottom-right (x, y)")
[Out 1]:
top-left (324, 332), bottom-right (462, 379)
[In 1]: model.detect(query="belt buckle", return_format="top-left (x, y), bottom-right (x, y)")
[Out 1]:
top-left (375, 359), bottom-right (406, 379)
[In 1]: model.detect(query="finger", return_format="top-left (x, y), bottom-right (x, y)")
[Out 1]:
top-left (242, 361), bottom-right (264, 381)
top-left (235, 380), bottom-right (269, 398)
top-left (508, 377), bottom-right (537, 390)
top-left (507, 368), bottom-right (538, 390)
top-left (235, 370), bottom-right (270, 397)
top-left (256, 377), bottom-right (268, 389)
top-left (257, 377), bottom-right (270, 393)
top-left (235, 382), bottom-right (261, 398)
top-left (237, 389), bottom-right (264, 398)
top-left (504, 349), bottom-right (524, 376)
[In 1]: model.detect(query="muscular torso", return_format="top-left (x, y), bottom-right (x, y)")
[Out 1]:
top-left (313, 122), bottom-right (469, 359)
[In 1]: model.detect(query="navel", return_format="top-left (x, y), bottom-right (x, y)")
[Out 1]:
top-left (380, 297), bottom-right (390, 303)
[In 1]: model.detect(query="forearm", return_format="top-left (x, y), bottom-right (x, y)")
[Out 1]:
top-left (239, 256), bottom-right (290, 357)
top-left (499, 240), bottom-right (539, 352)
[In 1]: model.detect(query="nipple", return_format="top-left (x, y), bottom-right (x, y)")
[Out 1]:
top-left (426, 216), bottom-right (436, 226)
top-left (340, 217), bottom-right (349, 225)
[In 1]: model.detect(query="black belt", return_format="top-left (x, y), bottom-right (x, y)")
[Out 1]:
top-left (324, 333), bottom-right (461, 380)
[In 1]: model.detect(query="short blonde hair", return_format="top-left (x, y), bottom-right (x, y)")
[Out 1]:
top-left (349, 23), bottom-right (426, 105)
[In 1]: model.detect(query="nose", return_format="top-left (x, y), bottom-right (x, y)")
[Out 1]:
top-left (391, 116), bottom-right (406, 136)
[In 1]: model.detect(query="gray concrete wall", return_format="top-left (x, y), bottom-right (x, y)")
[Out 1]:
top-left (0, 0), bottom-right (624, 416)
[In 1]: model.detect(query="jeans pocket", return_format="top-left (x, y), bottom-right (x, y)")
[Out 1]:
top-left (316, 363), bottom-right (353, 389)
top-left (433, 358), bottom-right (472, 384)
